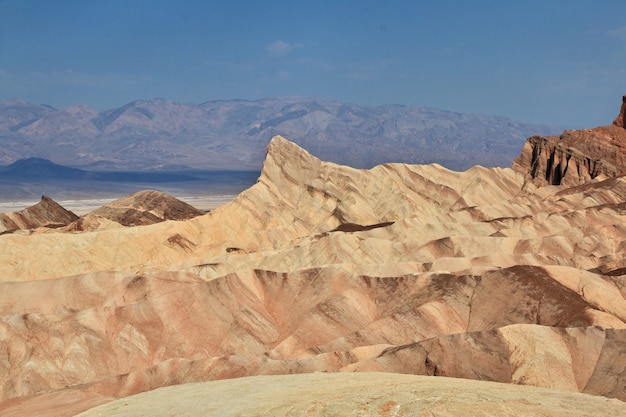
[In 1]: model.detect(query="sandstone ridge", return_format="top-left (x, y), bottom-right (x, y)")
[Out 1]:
top-left (2, 133), bottom-right (626, 416)
top-left (513, 94), bottom-right (626, 186)
top-left (0, 196), bottom-right (78, 234)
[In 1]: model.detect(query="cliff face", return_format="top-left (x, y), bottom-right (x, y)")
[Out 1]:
top-left (513, 95), bottom-right (626, 186)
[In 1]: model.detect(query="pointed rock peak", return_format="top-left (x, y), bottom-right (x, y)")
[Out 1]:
top-left (260, 136), bottom-right (322, 184)
top-left (39, 195), bottom-right (64, 209)
top-left (87, 189), bottom-right (204, 226)
top-left (613, 94), bottom-right (626, 129)
top-left (102, 189), bottom-right (201, 213)
top-left (266, 135), bottom-right (316, 162)
top-left (0, 195), bottom-right (78, 233)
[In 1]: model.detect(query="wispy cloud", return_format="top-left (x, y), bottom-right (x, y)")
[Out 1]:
top-left (608, 25), bottom-right (626, 41)
top-left (266, 40), bottom-right (303, 57)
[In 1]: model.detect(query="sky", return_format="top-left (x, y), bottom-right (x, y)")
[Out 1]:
top-left (0, 0), bottom-right (625, 128)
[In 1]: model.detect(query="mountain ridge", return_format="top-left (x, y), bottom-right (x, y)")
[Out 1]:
top-left (0, 157), bottom-right (209, 182)
top-left (0, 97), bottom-right (562, 171)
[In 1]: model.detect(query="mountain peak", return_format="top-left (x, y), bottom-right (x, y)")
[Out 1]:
top-left (260, 135), bottom-right (323, 188)
top-left (4, 157), bottom-right (93, 179)
top-left (0, 195), bottom-right (78, 233)
top-left (83, 189), bottom-right (204, 228)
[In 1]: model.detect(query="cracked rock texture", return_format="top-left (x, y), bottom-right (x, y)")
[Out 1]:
top-left (2, 130), bottom-right (626, 416)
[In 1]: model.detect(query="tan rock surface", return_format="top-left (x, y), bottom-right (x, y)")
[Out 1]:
top-left (73, 373), bottom-right (626, 417)
top-left (3, 136), bottom-right (626, 282)
top-left (2, 135), bottom-right (626, 415)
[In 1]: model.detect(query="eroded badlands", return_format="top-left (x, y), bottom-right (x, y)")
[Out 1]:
top-left (2, 127), bottom-right (626, 415)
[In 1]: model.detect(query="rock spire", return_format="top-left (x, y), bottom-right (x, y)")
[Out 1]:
top-left (613, 94), bottom-right (626, 128)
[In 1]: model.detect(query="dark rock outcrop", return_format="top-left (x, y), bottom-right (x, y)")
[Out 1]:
top-left (0, 196), bottom-right (78, 233)
top-left (613, 94), bottom-right (626, 128)
top-left (513, 95), bottom-right (626, 186)
top-left (76, 189), bottom-right (204, 228)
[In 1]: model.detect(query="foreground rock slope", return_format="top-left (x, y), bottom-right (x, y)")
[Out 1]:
top-left (75, 373), bottom-right (626, 417)
top-left (1, 126), bottom-right (626, 415)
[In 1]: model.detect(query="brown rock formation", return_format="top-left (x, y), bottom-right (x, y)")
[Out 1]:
top-left (2, 135), bottom-right (626, 415)
top-left (73, 189), bottom-right (205, 229)
top-left (614, 94), bottom-right (626, 128)
top-left (0, 195), bottom-right (78, 233)
top-left (513, 94), bottom-right (626, 186)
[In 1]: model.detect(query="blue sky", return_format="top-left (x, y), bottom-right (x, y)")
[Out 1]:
top-left (0, 0), bottom-right (624, 128)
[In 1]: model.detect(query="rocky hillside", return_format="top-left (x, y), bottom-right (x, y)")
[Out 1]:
top-left (513, 95), bottom-right (626, 186)
top-left (74, 189), bottom-right (205, 229)
top-left (0, 196), bottom-right (78, 234)
top-left (0, 97), bottom-right (561, 171)
top-left (0, 191), bottom-right (204, 234)
top-left (1, 132), bottom-right (626, 416)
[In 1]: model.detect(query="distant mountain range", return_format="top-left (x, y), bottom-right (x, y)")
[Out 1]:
top-left (0, 157), bottom-right (200, 182)
top-left (0, 97), bottom-right (563, 171)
